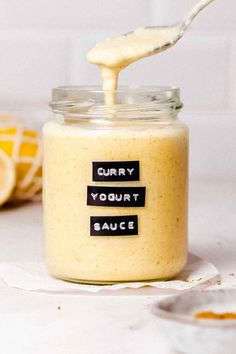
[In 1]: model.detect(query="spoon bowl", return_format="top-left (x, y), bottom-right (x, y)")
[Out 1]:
top-left (126, 0), bottom-right (216, 56)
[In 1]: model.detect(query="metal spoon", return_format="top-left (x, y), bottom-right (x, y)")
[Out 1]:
top-left (131, 0), bottom-right (216, 55)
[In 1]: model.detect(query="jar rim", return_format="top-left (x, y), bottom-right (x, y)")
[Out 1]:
top-left (50, 85), bottom-right (182, 120)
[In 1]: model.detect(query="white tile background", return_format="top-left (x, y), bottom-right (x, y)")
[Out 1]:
top-left (0, 0), bottom-right (235, 180)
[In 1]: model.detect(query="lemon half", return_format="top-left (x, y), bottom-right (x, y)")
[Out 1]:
top-left (0, 120), bottom-right (42, 202)
top-left (0, 149), bottom-right (15, 206)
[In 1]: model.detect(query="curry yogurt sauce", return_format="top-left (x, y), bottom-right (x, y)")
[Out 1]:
top-left (43, 119), bottom-right (188, 283)
top-left (43, 24), bottom-right (188, 283)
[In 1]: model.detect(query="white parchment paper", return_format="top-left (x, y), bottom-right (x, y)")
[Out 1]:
top-left (0, 254), bottom-right (219, 294)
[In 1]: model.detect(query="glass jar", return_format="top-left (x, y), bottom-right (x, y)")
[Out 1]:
top-left (43, 86), bottom-right (188, 284)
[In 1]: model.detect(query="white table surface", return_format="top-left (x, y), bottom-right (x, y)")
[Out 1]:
top-left (0, 180), bottom-right (236, 354)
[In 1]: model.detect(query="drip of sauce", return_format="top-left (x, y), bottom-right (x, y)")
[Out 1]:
top-left (195, 311), bottom-right (236, 320)
top-left (87, 26), bottom-right (180, 105)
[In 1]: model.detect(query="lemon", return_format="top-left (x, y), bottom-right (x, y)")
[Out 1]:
top-left (0, 118), bottom-right (42, 202)
top-left (0, 149), bottom-right (15, 206)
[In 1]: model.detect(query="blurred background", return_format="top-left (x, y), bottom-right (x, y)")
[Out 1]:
top-left (0, 0), bottom-right (235, 181)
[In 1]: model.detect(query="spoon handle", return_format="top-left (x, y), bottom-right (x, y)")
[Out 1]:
top-left (183, 0), bottom-right (215, 30)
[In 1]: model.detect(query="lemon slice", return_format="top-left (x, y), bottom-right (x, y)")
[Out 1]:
top-left (0, 149), bottom-right (15, 206)
top-left (0, 120), bottom-right (42, 202)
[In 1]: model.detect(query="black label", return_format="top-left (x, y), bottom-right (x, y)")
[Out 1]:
top-left (87, 186), bottom-right (146, 207)
top-left (90, 215), bottom-right (138, 236)
top-left (92, 161), bottom-right (139, 182)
